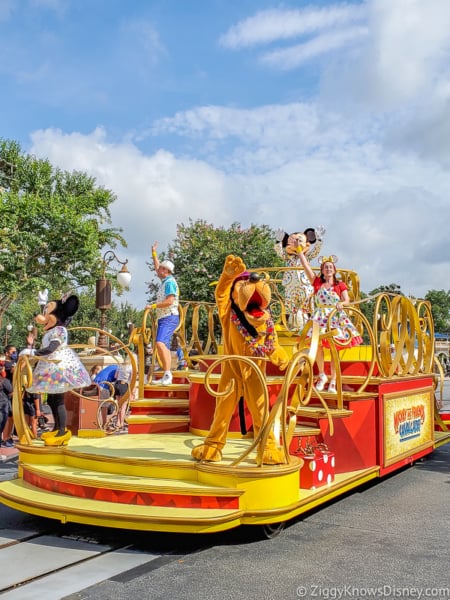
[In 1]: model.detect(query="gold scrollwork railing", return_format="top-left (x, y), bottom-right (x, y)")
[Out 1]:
top-left (198, 322), bottom-right (323, 467)
top-left (200, 355), bottom-right (270, 466)
top-left (261, 347), bottom-right (320, 461)
top-left (12, 327), bottom-right (138, 445)
top-left (13, 354), bottom-right (45, 445)
top-left (374, 294), bottom-right (435, 378)
top-left (138, 301), bottom-right (220, 396)
top-left (254, 266), bottom-right (362, 333)
top-left (71, 327), bottom-right (137, 435)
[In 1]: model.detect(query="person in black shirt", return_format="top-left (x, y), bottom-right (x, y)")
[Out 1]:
top-left (0, 366), bottom-right (13, 448)
top-left (2, 345), bottom-right (17, 446)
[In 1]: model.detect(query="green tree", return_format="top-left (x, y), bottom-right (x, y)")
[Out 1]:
top-left (72, 290), bottom-right (142, 346)
top-left (0, 138), bottom-right (125, 323)
top-left (2, 289), bottom-right (143, 350)
top-left (424, 289), bottom-right (450, 333)
top-left (359, 284), bottom-right (404, 329)
top-left (147, 219), bottom-right (282, 302)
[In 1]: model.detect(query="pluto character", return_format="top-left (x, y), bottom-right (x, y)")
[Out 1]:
top-left (191, 255), bottom-right (289, 465)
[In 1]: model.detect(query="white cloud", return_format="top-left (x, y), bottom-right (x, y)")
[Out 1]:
top-left (369, 0), bottom-right (450, 97)
top-left (21, 0), bottom-right (450, 308)
top-left (260, 26), bottom-right (368, 70)
top-left (321, 0), bottom-right (450, 109)
top-left (219, 4), bottom-right (367, 48)
top-left (151, 103), bottom-right (354, 171)
top-left (29, 128), bottom-right (230, 307)
top-left (28, 113), bottom-right (450, 305)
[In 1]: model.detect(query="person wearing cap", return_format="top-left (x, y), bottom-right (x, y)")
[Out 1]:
top-left (146, 241), bottom-right (180, 385)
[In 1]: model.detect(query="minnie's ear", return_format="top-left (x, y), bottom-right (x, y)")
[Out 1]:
top-left (62, 295), bottom-right (79, 318)
top-left (303, 228), bottom-right (317, 244)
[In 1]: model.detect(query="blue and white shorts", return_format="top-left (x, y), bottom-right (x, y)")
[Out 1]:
top-left (156, 315), bottom-right (180, 349)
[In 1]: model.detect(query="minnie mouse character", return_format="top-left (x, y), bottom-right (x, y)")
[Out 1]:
top-left (274, 226), bottom-right (325, 332)
top-left (21, 294), bottom-right (91, 446)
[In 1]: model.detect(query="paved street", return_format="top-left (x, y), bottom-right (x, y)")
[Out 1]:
top-left (64, 444), bottom-right (450, 600)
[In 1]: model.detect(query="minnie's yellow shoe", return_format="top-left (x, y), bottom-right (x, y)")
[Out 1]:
top-left (40, 430), bottom-right (58, 441)
top-left (44, 429), bottom-right (72, 447)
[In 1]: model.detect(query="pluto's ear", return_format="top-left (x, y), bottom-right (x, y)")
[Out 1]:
top-left (61, 295), bottom-right (79, 318)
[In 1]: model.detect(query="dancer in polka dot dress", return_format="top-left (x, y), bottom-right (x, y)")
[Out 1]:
top-left (297, 251), bottom-right (362, 393)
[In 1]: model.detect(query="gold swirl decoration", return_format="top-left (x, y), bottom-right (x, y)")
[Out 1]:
top-left (414, 299), bottom-right (435, 374)
top-left (297, 305), bottom-right (376, 397)
top-left (13, 354), bottom-right (39, 445)
top-left (70, 327), bottom-right (137, 435)
top-left (292, 320), bottom-right (334, 433)
top-left (254, 266), bottom-right (361, 333)
top-left (261, 345), bottom-right (320, 459)
top-left (178, 301), bottom-right (219, 358)
top-left (137, 306), bottom-right (154, 345)
top-left (373, 294), bottom-right (433, 377)
top-left (202, 355), bottom-right (272, 467)
top-left (12, 328), bottom-right (139, 444)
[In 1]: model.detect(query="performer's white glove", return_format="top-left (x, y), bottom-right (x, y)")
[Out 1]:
top-left (315, 226), bottom-right (326, 241)
top-left (19, 348), bottom-right (36, 356)
top-left (275, 228), bottom-right (286, 242)
top-left (314, 225), bottom-right (326, 242)
top-left (38, 288), bottom-right (49, 307)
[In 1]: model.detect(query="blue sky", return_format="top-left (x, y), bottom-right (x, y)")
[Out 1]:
top-left (2, 0), bottom-right (450, 307)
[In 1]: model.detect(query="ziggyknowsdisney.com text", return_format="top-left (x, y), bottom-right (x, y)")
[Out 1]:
top-left (296, 585), bottom-right (450, 599)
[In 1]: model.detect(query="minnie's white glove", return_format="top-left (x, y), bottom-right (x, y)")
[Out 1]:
top-left (315, 226), bottom-right (326, 241)
top-left (275, 228), bottom-right (286, 242)
top-left (19, 348), bottom-right (35, 356)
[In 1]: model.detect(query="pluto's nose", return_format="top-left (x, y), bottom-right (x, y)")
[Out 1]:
top-left (249, 272), bottom-right (261, 283)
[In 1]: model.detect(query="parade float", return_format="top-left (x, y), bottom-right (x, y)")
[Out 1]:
top-left (0, 253), bottom-right (448, 536)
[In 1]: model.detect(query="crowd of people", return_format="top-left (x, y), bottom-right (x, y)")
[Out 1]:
top-left (0, 335), bottom-right (48, 448)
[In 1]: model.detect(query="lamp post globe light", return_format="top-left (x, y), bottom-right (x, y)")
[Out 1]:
top-left (96, 250), bottom-right (131, 349)
top-left (27, 323), bottom-right (38, 338)
top-left (4, 323), bottom-right (12, 345)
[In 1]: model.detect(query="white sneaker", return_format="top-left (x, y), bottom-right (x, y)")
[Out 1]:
top-left (151, 375), bottom-right (172, 385)
top-left (328, 380), bottom-right (337, 394)
top-left (315, 373), bottom-right (328, 392)
top-left (160, 373), bottom-right (173, 386)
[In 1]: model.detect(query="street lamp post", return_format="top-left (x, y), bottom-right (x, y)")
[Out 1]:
top-left (4, 323), bottom-right (12, 346)
top-left (96, 250), bottom-right (131, 349)
top-left (27, 323), bottom-right (38, 340)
